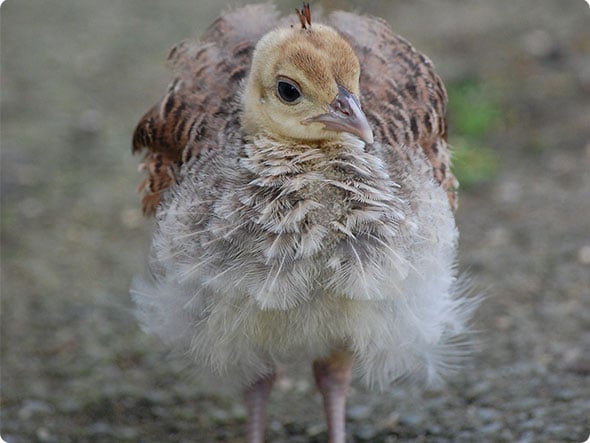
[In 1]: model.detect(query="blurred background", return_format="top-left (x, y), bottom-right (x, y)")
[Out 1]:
top-left (1, 1), bottom-right (589, 441)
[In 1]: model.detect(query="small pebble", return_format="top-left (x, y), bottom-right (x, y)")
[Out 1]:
top-left (269, 420), bottom-right (284, 433)
top-left (209, 407), bottom-right (229, 422)
top-left (521, 29), bottom-right (555, 58)
top-left (399, 414), bottom-right (423, 427)
top-left (276, 375), bottom-right (294, 391)
top-left (294, 379), bottom-right (311, 393)
top-left (306, 423), bottom-right (326, 437)
top-left (35, 427), bottom-right (56, 443)
top-left (495, 179), bottom-right (522, 204)
top-left (145, 390), bottom-right (169, 404)
top-left (88, 422), bottom-right (113, 436)
top-left (347, 404), bottom-right (373, 421)
top-left (508, 397), bottom-right (539, 411)
top-left (18, 399), bottom-right (52, 421)
top-left (18, 198), bottom-right (45, 219)
top-left (500, 428), bottom-right (515, 440)
top-left (521, 419), bottom-right (545, 431)
top-left (516, 431), bottom-right (536, 443)
top-left (427, 424), bottom-right (443, 435)
top-left (230, 403), bottom-right (246, 419)
top-left (577, 245), bottom-right (590, 265)
top-left (355, 423), bottom-right (379, 440)
top-left (475, 407), bottom-right (499, 422)
top-left (546, 424), bottom-right (569, 436)
top-left (485, 227), bottom-right (510, 247)
top-left (480, 421), bottom-right (503, 435)
top-left (120, 208), bottom-right (142, 230)
top-left (77, 109), bottom-right (103, 134)
top-left (118, 426), bottom-right (139, 439)
top-left (552, 387), bottom-right (577, 401)
top-left (376, 412), bottom-right (400, 432)
top-left (58, 399), bottom-right (81, 413)
top-left (455, 430), bottom-right (476, 443)
top-left (152, 406), bottom-right (169, 418)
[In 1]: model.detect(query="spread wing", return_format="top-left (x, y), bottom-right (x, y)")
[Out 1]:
top-left (329, 12), bottom-right (458, 210)
top-left (131, 4), bottom-right (281, 214)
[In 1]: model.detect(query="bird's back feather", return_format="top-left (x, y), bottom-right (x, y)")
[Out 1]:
top-left (329, 11), bottom-right (457, 208)
top-left (132, 4), bottom-right (282, 213)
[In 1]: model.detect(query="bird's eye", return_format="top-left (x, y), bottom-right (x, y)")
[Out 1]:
top-left (276, 79), bottom-right (302, 104)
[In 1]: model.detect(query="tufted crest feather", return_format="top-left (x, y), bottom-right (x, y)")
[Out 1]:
top-left (296, 2), bottom-right (312, 29)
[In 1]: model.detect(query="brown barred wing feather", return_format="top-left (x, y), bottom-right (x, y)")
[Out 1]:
top-left (131, 4), bottom-right (281, 214)
top-left (329, 11), bottom-right (458, 210)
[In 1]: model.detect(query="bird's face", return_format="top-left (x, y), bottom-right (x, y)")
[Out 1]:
top-left (243, 24), bottom-right (373, 145)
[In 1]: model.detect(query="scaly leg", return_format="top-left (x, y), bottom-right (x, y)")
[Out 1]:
top-left (244, 372), bottom-right (276, 443)
top-left (313, 351), bottom-right (353, 443)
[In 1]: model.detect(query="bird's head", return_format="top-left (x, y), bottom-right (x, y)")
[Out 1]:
top-left (242, 14), bottom-right (373, 145)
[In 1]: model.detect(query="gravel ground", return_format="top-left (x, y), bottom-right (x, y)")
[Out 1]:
top-left (1, 1), bottom-right (589, 442)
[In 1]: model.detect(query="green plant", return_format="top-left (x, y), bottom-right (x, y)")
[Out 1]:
top-left (447, 78), bottom-right (501, 187)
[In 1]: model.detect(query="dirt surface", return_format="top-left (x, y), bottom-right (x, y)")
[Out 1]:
top-left (1, 1), bottom-right (589, 442)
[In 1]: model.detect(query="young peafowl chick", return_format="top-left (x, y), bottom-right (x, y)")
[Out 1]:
top-left (131, 4), bottom-right (478, 442)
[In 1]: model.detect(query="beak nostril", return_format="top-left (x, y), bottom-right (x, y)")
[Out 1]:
top-left (332, 96), bottom-right (351, 116)
top-left (303, 85), bottom-right (373, 144)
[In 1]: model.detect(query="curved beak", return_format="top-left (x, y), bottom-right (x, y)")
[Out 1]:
top-left (303, 86), bottom-right (374, 144)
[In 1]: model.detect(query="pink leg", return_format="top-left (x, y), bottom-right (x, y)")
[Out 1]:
top-left (244, 372), bottom-right (275, 443)
top-left (313, 351), bottom-right (353, 443)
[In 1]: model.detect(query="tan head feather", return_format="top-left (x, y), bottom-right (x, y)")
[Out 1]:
top-left (242, 15), bottom-right (372, 145)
